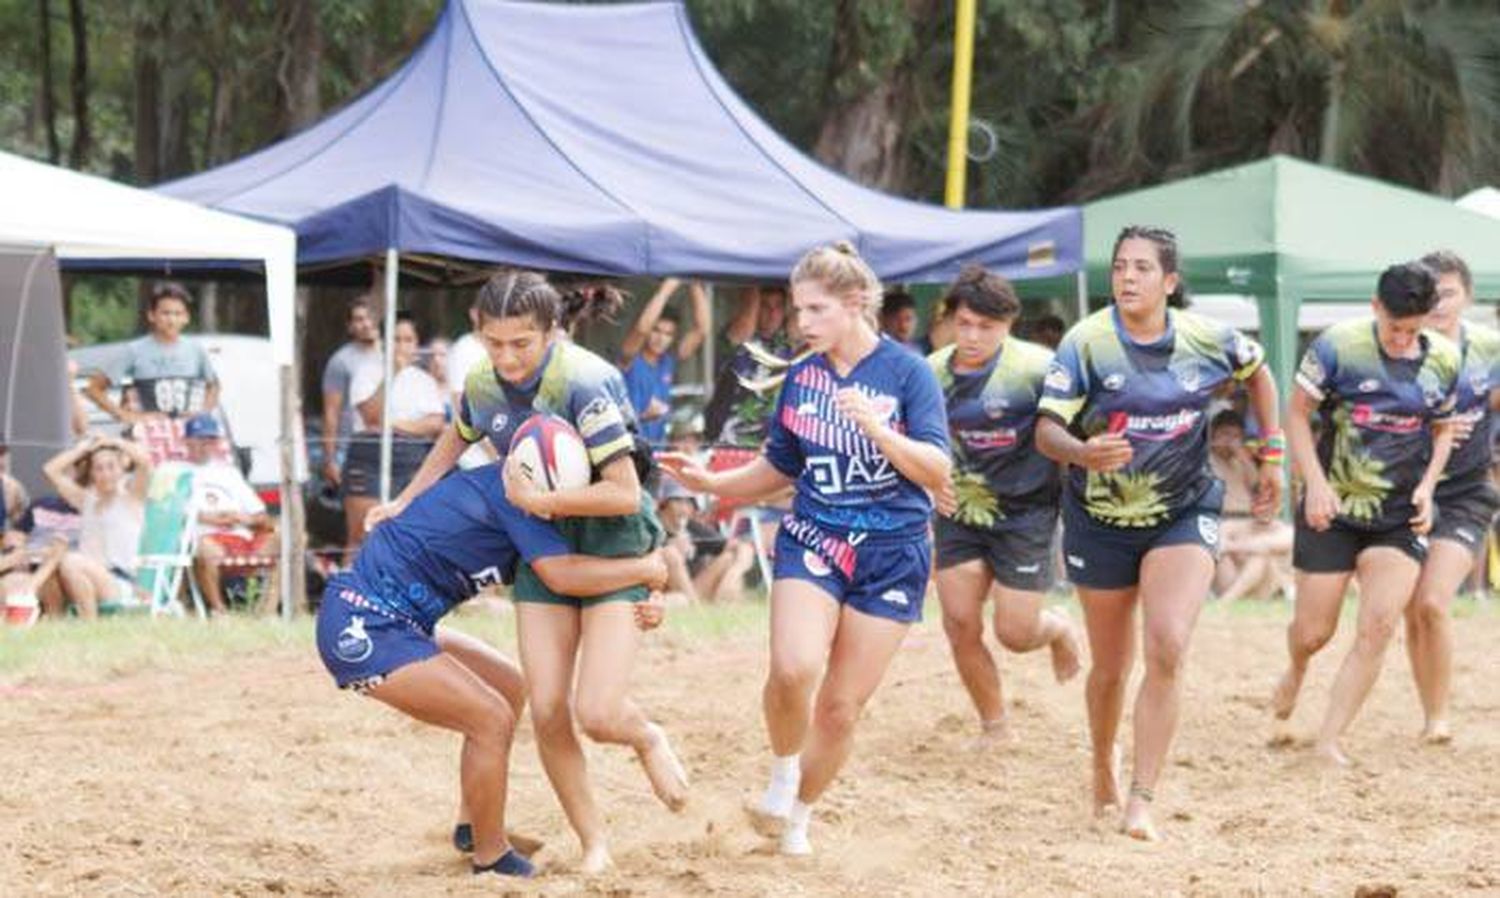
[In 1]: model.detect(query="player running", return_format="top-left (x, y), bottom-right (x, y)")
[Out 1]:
top-left (1036, 226), bottom-right (1282, 841)
top-left (927, 265), bottom-right (1080, 747)
top-left (1404, 251), bottom-right (1500, 744)
top-left (315, 463), bottom-right (669, 880)
top-left (1272, 261), bottom-right (1460, 764)
top-left (660, 242), bottom-right (951, 857)
top-left (366, 269), bottom-right (687, 873)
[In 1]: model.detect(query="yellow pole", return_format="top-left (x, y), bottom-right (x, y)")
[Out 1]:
top-left (944, 0), bottom-right (977, 209)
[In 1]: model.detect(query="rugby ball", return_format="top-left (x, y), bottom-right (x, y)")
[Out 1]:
top-left (509, 414), bottom-right (592, 493)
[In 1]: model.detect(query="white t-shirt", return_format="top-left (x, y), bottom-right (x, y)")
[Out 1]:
top-left (79, 491), bottom-right (144, 575)
top-left (321, 342), bottom-right (384, 438)
top-left (192, 463), bottom-right (266, 539)
top-left (446, 332), bottom-right (495, 469)
top-left (349, 364), bottom-right (445, 434)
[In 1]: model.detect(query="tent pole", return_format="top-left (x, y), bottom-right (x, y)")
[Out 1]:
top-left (943, 0), bottom-right (977, 209)
top-left (703, 283), bottom-right (715, 401)
top-left (277, 363), bottom-right (303, 619)
top-left (379, 249), bottom-right (398, 503)
top-left (1075, 269), bottom-right (1088, 322)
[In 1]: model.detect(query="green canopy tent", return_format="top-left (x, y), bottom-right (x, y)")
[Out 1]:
top-left (1075, 155), bottom-right (1500, 391)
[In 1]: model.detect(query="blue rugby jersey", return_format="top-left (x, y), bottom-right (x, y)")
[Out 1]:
top-left (1039, 307), bottom-right (1264, 528)
top-left (1296, 318), bottom-right (1459, 530)
top-left (1442, 322), bottom-right (1500, 483)
top-left (622, 352), bottom-right (675, 445)
top-left (929, 338), bottom-right (1059, 529)
top-left (764, 336), bottom-right (949, 537)
top-left (349, 465), bottom-right (569, 629)
top-left (456, 340), bottom-right (639, 473)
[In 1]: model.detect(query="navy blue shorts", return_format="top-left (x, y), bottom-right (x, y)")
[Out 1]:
top-left (315, 576), bottom-right (439, 693)
top-left (1061, 482), bottom-right (1224, 590)
top-left (1432, 470), bottom-right (1500, 553)
top-left (774, 516), bottom-right (930, 624)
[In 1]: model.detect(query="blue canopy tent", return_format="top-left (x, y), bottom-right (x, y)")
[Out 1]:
top-left (161, 0), bottom-right (1082, 497)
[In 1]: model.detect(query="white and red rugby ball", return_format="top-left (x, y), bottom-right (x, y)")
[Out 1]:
top-left (508, 414), bottom-right (592, 494)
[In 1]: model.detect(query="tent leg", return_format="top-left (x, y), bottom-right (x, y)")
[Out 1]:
top-left (379, 249), bottom-right (398, 504)
top-left (278, 362), bottom-right (306, 619)
top-left (1075, 270), bottom-right (1088, 322)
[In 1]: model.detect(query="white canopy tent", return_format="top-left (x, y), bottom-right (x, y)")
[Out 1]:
top-left (0, 150), bottom-right (299, 617)
top-left (0, 151), bottom-right (296, 366)
top-left (1459, 187), bottom-right (1500, 221)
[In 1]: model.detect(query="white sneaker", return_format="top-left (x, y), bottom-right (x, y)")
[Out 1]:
top-left (779, 824), bottom-right (812, 856)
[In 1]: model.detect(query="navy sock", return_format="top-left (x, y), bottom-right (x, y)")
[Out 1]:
top-left (452, 823), bottom-right (474, 853)
top-left (472, 849), bottom-right (535, 879)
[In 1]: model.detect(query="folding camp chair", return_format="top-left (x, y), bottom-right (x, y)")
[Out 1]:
top-left (704, 446), bottom-right (778, 594)
top-left (133, 462), bottom-right (205, 617)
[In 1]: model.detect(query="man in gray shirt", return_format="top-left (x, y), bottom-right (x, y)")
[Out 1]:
top-left (320, 296), bottom-right (383, 489)
top-left (85, 282), bottom-right (218, 422)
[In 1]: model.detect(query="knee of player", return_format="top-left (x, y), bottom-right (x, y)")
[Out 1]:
top-left (1290, 619), bottom-right (1335, 655)
top-left (940, 609), bottom-right (985, 646)
top-left (465, 699), bottom-right (519, 745)
top-left (992, 613), bottom-right (1040, 652)
top-left (765, 659), bottom-right (820, 696)
top-left (573, 699), bottom-right (625, 743)
top-left (814, 694), bottom-right (864, 735)
top-left (528, 697), bottom-right (575, 738)
top-left (1353, 614), bottom-right (1400, 653)
top-left (1409, 591), bottom-right (1448, 626)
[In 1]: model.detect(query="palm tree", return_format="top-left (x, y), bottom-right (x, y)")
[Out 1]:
top-left (1088, 0), bottom-right (1500, 194)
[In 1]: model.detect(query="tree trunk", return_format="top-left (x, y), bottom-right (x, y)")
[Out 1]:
top-left (66, 0), bottom-right (90, 168)
top-left (811, 0), bottom-right (941, 193)
top-left (37, 0), bottom-right (60, 164)
top-left (279, 0), bottom-right (323, 132)
top-left (133, 15), bottom-right (161, 183)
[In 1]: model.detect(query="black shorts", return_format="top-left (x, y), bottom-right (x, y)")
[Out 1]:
top-left (342, 438), bottom-right (430, 499)
top-left (934, 508), bottom-right (1057, 592)
top-left (1292, 514), bottom-right (1426, 573)
top-left (1431, 471), bottom-right (1500, 553)
top-left (1061, 481), bottom-right (1224, 590)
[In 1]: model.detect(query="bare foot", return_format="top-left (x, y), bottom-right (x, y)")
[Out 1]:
top-left (1050, 618), bottom-right (1083, 684)
top-left (1314, 739), bottom-right (1352, 767)
top-left (638, 722), bottom-right (689, 812)
top-left (579, 843), bottom-right (613, 875)
top-left (968, 718), bottom-right (1014, 752)
top-left (1270, 666), bottom-right (1304, 721)
top-left (1092, 745), bottom-right (1122, 818)
top-left (1267, 716), bottom-right (1299, 748)
top-left (1121, 796), bottom-right (1160, 842)
top-left (1421, 720), bottom-right (1453, 745)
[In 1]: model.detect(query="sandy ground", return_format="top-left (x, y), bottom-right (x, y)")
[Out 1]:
top-left (3, 607), bottom-right (1499, 898)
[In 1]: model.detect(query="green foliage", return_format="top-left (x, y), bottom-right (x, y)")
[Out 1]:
top-left (66, 275), bottom-right (138, 345)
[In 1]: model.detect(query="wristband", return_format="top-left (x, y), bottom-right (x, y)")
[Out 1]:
top-left (1257, 429), bottom-right (1286, 465)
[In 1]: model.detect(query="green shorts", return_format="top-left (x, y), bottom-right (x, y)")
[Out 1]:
top-left (512, 492), bottom-right (666, 607)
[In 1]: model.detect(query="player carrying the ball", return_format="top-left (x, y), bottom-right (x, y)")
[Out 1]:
top-left (315, 463), bottom-right (670, 880)
top-left (367, 269), bottom-right (688, 873)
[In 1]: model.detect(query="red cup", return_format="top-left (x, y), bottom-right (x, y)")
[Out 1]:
top-left (4, 594), bottom-right (39, 628)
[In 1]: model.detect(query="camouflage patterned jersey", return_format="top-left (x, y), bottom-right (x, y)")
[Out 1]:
top-left (1442, 322), bottom-right (1500, 483)
top-left (1296, 318), bottom-right (1459, 531)
top-left (1039, 307), bottom-right (1265, 529)
top-left (929, 339), bottom-right (1059, 530)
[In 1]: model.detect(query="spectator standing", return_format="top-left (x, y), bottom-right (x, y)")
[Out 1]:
top-left (84, 282), bottom-right (218, 423)
top-left (445, 297), bottom-right (498, 470)
top-left (183, 414), bottom-right (278, 615)
top-left (320, 296), bottom-right (383, 493)
top-left (704, 285), bottom-right (802, 446)
top-left (880, 288), bottom-right (927, 353)
top-left (619, 278), bottom-right (709, 445)
top-left (425, 337), bottom-right (453, 420)
top-left (43, 435), bottom-right (152, 619)
top-left (345, 314), bottom-right (446, 551)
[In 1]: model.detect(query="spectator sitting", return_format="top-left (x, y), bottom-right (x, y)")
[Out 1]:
top-left (619, 278), bottom-right (709, 446)
top-left (83, 281), bottom-right (218, 424)
top-left (1, 443), bottom-right (28, 540)
top-left (183, 414), bottom-right (278, 615)
top-left (3, 495), bottom-right (83, 618)
top-left (43, 435), bottom-right (152, 619)
top-left (346, 313), bottom-right (446, 551)
top-left (657, 477), bottom-right (755, 605)
top-left (1209, 410), bottom-right (1293, 601)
